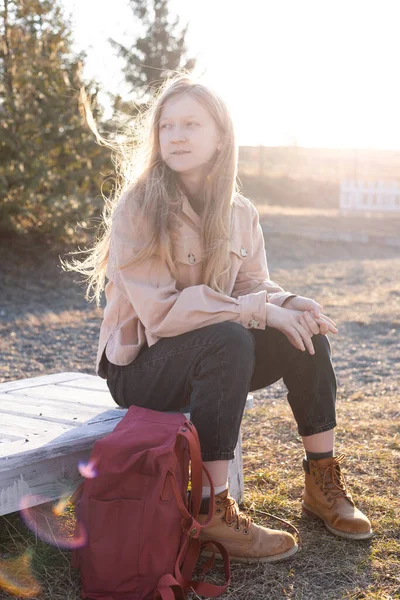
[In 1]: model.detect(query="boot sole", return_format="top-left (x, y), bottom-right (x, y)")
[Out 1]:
top-left (302, 503), bottom-right (373, 540)
top-left (201, 542), bottom-right (299, 564)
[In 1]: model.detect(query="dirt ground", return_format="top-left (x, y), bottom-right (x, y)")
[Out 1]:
top-left (257, 205), bottom-right (400, 242)
top-left (0, 208), bottom-right (399, 599)
top-left (1, 209), bottom-right (399, 390)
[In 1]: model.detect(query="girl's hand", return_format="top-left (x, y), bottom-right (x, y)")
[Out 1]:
top-left (265, 304), bottom-right (335, 355)
top-left (282, 295), bottom-right (338, 335)
top-left (299, 311), bottom-right (338, 336)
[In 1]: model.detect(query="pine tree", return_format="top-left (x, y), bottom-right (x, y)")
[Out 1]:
top-left (109, 0), bottom-right (196, 114)
top-left (0, 0), bottom-right (112, 240)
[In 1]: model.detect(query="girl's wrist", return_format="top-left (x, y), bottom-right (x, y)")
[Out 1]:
top-left (282, 294), bottom-right (297, 308)
top-left (265, 302), bottom-right (278, 326)
top-left (265, 303), bottom-right (271, 327)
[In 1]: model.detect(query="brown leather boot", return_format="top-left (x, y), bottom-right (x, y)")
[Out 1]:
top-left (302, 454), bottom-right (373, 539)
top-left (197, 490), bottom-right (298, 563)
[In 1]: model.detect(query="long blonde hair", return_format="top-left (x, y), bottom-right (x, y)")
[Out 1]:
top-left (61, 74), bottom-right (239, 306)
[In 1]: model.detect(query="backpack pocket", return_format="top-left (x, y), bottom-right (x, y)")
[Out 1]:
top-left (85, 497), bottom-right (143, 594)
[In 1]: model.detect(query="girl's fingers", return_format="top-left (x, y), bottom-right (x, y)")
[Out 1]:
top-left (319, 322), bottom-right (330, 335)
top-left (317, 316), bottom-right (338, 334)
top-left (286, 329), bottom-right (305, 352)
top-left (298, 314), bottom-right (313, 336)
top-left (308, 310), bottom-right (337, 328)
top-left (303, 311), bottom-right (331, 335)
top-left (293, 322), bottom-right (315, 355)
top-left (302, 312), bottom-right (320, 335)
top-left (306, 310), bottom-right (338, 334)
top-left (311, 303), bottom-right (323, 318)
top-left (319, 313), bottom-right (337, 327)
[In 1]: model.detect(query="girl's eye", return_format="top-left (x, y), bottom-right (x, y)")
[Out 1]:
top-left (160, 121), bottom-right (199, 129)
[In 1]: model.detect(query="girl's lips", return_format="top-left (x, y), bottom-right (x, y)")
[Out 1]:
top-left (172, 151), bottom-right (190, 154)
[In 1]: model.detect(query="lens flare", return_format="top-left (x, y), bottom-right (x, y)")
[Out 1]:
top-left (0, 549), bottom-right (41, 598)
top-left (78, 459), bottom-right (98, 479)
top-left (52, 497), bottom-right (69, 517)
top-left (19, 495), bottom-right (87, 549)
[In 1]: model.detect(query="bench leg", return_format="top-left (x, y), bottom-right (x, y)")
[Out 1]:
top-left (227, 432), bottom-right (244, 504)
top-left (183, 409), bottom-right (247, 505)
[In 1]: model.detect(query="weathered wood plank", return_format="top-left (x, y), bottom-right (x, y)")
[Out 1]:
top-left (0, 449), bottom-right (92, 516)
top-left (58, 377), bottom-right (109, 392)
top-left (0, 372), bottom-right (88, 392)
top-left (13, 384), bottom-right (119, 408)
top-left (0, 411), bottom-right (72, 438)
top-left (0, 392), bottom-right (117, 425)
top-left (0, 416), bottom-right (125, 515)
top-left (0, 410), bottom-right (125, 461)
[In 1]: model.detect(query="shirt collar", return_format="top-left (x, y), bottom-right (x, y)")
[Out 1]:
top-left (180, 192), bottom-right (202, 226)
top-left (180, 191), bottom-right (240, 226)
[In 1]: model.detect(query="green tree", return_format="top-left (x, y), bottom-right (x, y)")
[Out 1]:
top-left (109, 0), bottom-right (196, 115)
top-left (0, 0), bottom-right (112, 240)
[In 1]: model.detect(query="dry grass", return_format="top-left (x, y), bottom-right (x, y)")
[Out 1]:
top-left (183, 390), bottom-right (399, 600)
top-left (0, 211), bottom-right (399, 599)
top-left (3, 394), bottom-right (398, 600)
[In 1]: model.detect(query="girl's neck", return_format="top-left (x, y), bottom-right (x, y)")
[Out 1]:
top-left (178, 162), bottom-right (211, 198)
top-left (179, 180), bottom-right (205, 216)
top-left (179, 178), bottom-right (203, 199)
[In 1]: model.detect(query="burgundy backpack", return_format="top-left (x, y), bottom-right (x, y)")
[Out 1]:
top-left (71, 405), bottom-right (230, 600)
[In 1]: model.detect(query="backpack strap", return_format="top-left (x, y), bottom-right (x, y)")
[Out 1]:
top-left (190, 540), bottom-right (231, 597)
top-left (169, 421), bottom-right (231, 596)
top-left (173, 538), bottom-right (230, 598)
top-left (169, 421), bottom-right (215, 532)
top-left (176, 421), bottom-right (214, 519)
top-left (154, 574), bottom-right (185, 599)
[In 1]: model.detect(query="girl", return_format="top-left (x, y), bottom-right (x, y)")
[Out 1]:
top-left (65, 75), bottom-right (372, 564)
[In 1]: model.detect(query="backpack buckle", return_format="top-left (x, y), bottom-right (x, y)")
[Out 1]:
top-left (181, 516), bottom-right (201, 538)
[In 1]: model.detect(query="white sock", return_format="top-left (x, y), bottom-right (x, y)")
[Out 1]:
top-left (202, 483), bottom-right (228, 499)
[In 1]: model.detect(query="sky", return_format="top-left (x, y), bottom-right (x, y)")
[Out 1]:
top-left (61, 0), bottom-right (400, 150)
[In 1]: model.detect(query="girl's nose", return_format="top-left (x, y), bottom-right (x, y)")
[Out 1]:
top-left (171, 127), bottom-right (188, 142)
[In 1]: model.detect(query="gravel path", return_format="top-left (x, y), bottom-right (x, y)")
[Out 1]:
top-left (1, 225), bottom-right (399, 403)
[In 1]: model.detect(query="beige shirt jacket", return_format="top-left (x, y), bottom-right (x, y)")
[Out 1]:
top-left (96, 192), bottom-right (295, 379)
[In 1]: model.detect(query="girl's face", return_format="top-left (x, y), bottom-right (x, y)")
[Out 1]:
top-left (158, 93), bottom-right (222, 177)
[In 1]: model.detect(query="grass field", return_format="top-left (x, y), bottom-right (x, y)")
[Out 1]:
top-left (0, 206), bottom-right (399, 599)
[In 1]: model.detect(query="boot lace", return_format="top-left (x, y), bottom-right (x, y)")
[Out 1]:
top-left (217, 495), bottom-right (251, 530)
top-left (313, 453), bottom-right (352, 501)
top-left (218, 495), bottom-right (301, 545)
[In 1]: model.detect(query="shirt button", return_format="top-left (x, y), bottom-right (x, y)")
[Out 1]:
top-left (188, 253), bottom-right (196, 264)
top-left (248, 319), bottom-right (259, 328)
top-left (240, 246), bottom-right (248, 257)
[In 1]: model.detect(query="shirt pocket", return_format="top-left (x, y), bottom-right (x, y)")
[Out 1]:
top-left (175, 235), bottom-right (204, 266)
top-left (229, 234), bottom-right (252, 262)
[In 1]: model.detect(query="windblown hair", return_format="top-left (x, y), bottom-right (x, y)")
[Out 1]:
top-left (61, 74), bottom-right (239, 307)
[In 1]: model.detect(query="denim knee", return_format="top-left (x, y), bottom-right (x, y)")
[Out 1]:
top-left (210, 321), bottom-right (256, 374)
top-left (188, 322), bottom-right (256, 461)
top-left (211, 321), bottom-right (255, 351)
top-left (287, 333), bottom-right (337, 436)
top-left (313, 332), bottom-right (332, 357)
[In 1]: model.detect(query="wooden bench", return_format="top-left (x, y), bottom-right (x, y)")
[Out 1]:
top-left (0, 372), bottom-right (253, 516)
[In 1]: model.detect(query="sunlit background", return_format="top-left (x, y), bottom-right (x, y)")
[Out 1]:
top-left (62, 0), bottom-right (400, 150)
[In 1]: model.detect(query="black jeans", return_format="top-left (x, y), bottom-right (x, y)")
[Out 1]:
top-left (105, 322), bottom-right (337, 461)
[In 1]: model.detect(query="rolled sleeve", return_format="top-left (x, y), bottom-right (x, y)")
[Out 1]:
top-left (232, 204), bottom-right (295, 307)
top-left (238, 290), bottom-right (268, 329)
